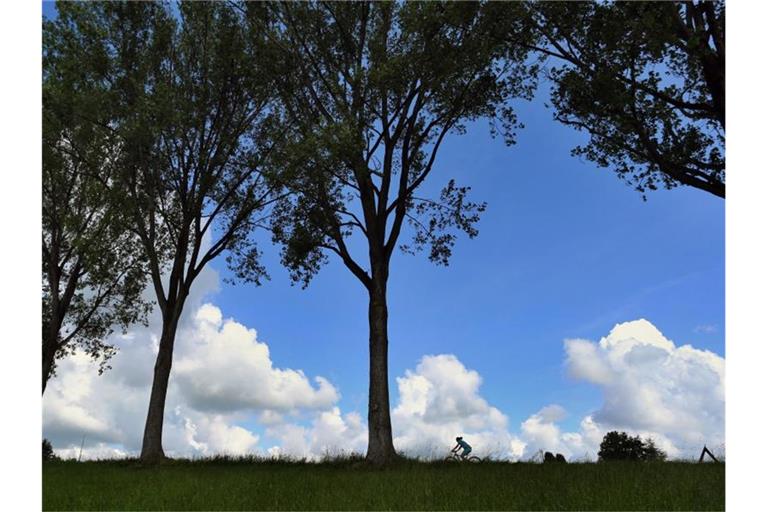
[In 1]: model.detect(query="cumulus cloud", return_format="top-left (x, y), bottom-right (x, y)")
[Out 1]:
top-left (43, 265), bottom-right (343, 459)
top-left (180, 410), bottom-right (259, 456)
top-left (174, 305), bottom-right (339, 414)
top-left (43, 310), bottom-right (724, 462)
top-left (563, 319), bottom-right (725, 457)
top-left (54, 443), bottom-right (130, 461)
top-left (564, 339), bottom-right (613, 385)
top-left (43, 351), bottom-right (119, 446)
top-left (43, 348), bottom-right (150, 451)
top-left (516, 409), bottom-right (603, 460)
top-left (265, 407), bottom-right (368, 460)
top-left (391, 354), bottom-right (524, 460)
top-left (520, 406), bottom-right (566, 453)
top-left (388, 319), bottom-right (724, 461)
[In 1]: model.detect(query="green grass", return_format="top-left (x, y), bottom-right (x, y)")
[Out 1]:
top-left (43, 457), bottom-right (724, 511)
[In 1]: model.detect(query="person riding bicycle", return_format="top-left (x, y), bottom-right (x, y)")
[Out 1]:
top-left (452, 436), bottom-right (472, 459)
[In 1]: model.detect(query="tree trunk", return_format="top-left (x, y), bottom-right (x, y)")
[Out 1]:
top-left (42, 316), bottom-right (61, 395)
top-left (365, 264), bottom-right (397, 465)
top-left (42, 331), bottom-right (57, 395)
top-left (140, 310), bottom-right (181, 462)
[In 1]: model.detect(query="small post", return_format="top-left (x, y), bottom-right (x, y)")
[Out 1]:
top-left (78, 435), bottom-right (86, 462)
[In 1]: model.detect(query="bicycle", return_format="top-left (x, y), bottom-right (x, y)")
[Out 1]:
top-left (445, 450), bottom-right (481, 463)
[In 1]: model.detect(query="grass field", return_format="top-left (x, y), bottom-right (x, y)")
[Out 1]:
top-left (43, 457), bottom-right (724, 511)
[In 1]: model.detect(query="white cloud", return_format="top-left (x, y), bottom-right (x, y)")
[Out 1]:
top-left (308, 408), bottom-right (367, 456)
top-left (563, 319), bottom-right (725, 457)
top-left (55, 443), bottom-right (129, 461)
top-left (388, 319), bottom-right (724, 461)
top-left (265, 424), bottom-right (310, 458)
top-left (43, 266), bottom-right (342, 459)
top-left (265, 407), bottom-right (368, 460)
top-left (391, 354), bottom-right (523, 460)
top-left (516, 409), bottom-right (602, 461)
top-left (174, 305), bottom-right (339, 414)
top-left (43, 310), bottom-right (724, 463)
top-left (43, 351), bottom-right (117, 446)
top-left (564, 339), bottom-right (613, 385)
top-left (521, 406), bottom-right (566, 453)
top-left (536, 404), bottom-right (567, 423)
top-left (180, 411), bottom-right (259, 456)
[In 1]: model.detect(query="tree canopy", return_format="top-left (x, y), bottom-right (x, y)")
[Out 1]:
top-left (42, 6), bottom-right (151, 393)
top-left (598, 431), bottom-right (668, 462)
top-left (46, 1), bottom-right (286, 461)
top-left (509, 0), bottom-right (725, 198)
top-left (41, 0), bottom-right (725, 466)
top-left (252, 1), bottom-right (537, 463)
top-left (266, 2), bottom-right (536, 286)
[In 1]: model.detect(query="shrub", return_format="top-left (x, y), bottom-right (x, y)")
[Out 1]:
top-left (598, 431), bottom-right (667, 461)
top-left (642, 437), bottom-right (667, 462)
top-left (43, 438), bottom-right (59, 462)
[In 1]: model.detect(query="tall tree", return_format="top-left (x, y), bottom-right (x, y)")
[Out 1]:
top-left (253, 2), bottom-right (536, 464)
top-left (500, 0), bottom-right (725, 198)
top-left (42, 7), bottom-right (150, 394)
top-left (55, 1), bottom-right (285, 461)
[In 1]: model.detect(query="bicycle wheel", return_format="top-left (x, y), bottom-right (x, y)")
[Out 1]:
top-left (445, 455), bottom-right (458, 462)
top-left (467, 456), bottom-right (481, 463)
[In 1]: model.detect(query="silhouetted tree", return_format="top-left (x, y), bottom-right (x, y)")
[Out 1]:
top-left (42, 7), bottom-right (151, 394)
top-left (48, 2), bottom-right (286, 462)
top-left (642, 437), bottom-right (668, 462)
top-left (247, 1), bottom-right (537, 464)
top-left (599, 431), bottom-right (645, 460)
top-left (43, 439), bottom-right (58, 462)
top-left (598, 431), bottom-right (667, 461)
top-left (495, 1), bottom-right (725, 198)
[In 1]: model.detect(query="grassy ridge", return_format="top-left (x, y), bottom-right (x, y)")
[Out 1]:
top-left (43, 458), bottom-right (724, 511)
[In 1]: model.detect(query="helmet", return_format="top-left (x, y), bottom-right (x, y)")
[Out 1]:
top-left (456, 436), bottom-right (463, 442)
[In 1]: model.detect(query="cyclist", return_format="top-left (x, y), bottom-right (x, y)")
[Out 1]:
top-left (451, 436), bottom-right (472, 459)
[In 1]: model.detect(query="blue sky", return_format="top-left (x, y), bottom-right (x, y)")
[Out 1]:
top-left (41, 1), bottom-right (724, 456)
top-left (208, 87), bottom-right (724, 436)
